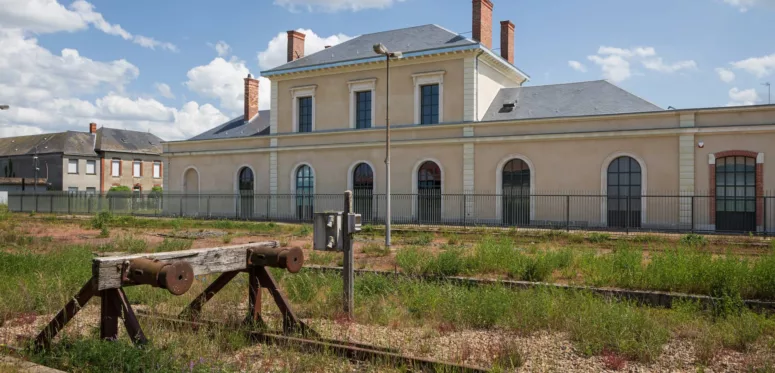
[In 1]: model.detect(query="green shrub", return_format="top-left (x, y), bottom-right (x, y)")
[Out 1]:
top-left (112, 234), bottom-right (148, 253)
top-left (295, 224), bottom-right (312, 237)
top-left (402, 232), bottom-right (434, 246)
top-left (156, 238), bottom-right (193, 252)
top-left (679, 233), bottom-right (708, 247)
top-left (428, 248), bottom-right (466, 276)
top-left (395, 246), bottom-right (434, 275)
top-left (587, 232), bottom-right (611, 243)
top-left (361, 242), bottom-right (390, 257)
top-left (90, 210), bottom-right (113, 230)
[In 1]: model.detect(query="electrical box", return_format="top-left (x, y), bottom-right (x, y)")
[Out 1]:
top-left (347, 213), bottom-right (362, 233)
top-left (313, 212), bottom-right (343, 251)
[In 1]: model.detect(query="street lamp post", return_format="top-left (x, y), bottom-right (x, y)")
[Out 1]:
top-left (373, 43), bottom-right (402, 248)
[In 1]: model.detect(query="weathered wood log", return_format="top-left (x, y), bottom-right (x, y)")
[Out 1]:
top-left (92, 242), bottom-right (278, 291)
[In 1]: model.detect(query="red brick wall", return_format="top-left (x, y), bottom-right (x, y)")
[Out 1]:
top-left (500, 20), bottom-right (515, 64)
top-left (709, 150), bottom-right (763, 226)
top-left (287, 31), bottom-right (306, 62)
top-left (244, 76), bottom-right (259, 120)
top-left (473, 0), bottom-right (493, 49)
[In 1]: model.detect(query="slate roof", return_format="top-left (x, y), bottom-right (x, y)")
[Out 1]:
top-left (481, 80), bottom-right (663, 122)
top-left (0, 128), bottom-right (163, 157)
top-left (95, 127), bottom-right (163, 155)
top-left (0, 131), bottom-right (97, 157)
top-left (262, 24), bottom-right (478, 74)
top-left (188, 111), bottom-right (271, 141)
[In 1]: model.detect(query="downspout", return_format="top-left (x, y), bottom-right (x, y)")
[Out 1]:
top-left (474, 50), bottom-right (484, 121)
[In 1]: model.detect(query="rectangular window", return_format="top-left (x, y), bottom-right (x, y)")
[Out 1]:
top-left (111, 159), bottom-right (120, 177)
top-left (86, 187), bottom-right (96, 195)
top-left (133, 160), bottom-right (141, 177)
top-left (67, 159), bottom-right (78, 174)
top-left (153, 161), bottom-right (161, 179)
top-left (355, 91), bottom-right (372, 129)
top-left (298, 97), bottom-right (312, 133)
top-left (86, 160), bottom-right (96, 175)
top-left (68, 187), bottom-right (78, 194)
top-left (420, 84), bottom-right (439, 125)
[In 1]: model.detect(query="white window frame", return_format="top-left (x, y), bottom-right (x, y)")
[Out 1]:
top-left (412, 71), bottom-right (445, 125)
top-left (290, 85), bottom-right (317, 133)
top-left (133, 160), bottom-right (142, 177)
top-left (111, 159), bottom-right (120, 177)
top-left (86, 160), bottom-right (96, 175)
top-left (153, 161), bottom-right (161, 179)
top-left (67, 159), bottom-right (78, 174)
top-left (348, 78), bottom-right (376, 129)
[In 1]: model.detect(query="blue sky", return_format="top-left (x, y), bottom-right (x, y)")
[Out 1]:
top-left (0, 0), bottom-right (773, 140)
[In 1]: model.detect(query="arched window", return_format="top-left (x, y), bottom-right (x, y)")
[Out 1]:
top-left (502, 159), bottom-right (531, 226)
top-left (352, 163), bottom-right (374, 220)
top-left (607, 156), bottom-right (642, 228)
top-left (295, 165), bottom-right (314, 220)
top-left (182, 167), bottom-right (200, 217)
top-left (716, 156), bottom-right (757, 232)
top-left (417, 161), bottom-right (441, 223)
top-left (238, 167), bottom-right (255, 219)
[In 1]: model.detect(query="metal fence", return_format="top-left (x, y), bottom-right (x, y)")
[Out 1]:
top-left (6, 192), bottom-right (775, 235)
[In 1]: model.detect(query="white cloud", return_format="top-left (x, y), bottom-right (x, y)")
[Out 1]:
top-left (257, 29), bottom-right (353, 70)
top-left (274, 0), bottom-right (406, 12)
top-left (154, 83), bottom-right (175, 99)
top-left (0, 0), bottom-right (176, 51)
top-left (0, 124), bottom-right (44, 137)
top-left (715, 67), bottom-right (736, 83)
top-left (214, 41), bottom-right (231, 57)
top-left (727, 87), bottom-right (760, 106)
top-left (185, 57), bottom-right (250, 114)
top-left (722, 0), bottom-right (775, 11)
top-left (642, 58), bottom-right (697, 73)
top-left (730, 53), bottom-right (775, 77)
top-left (568, 60), bottom-right (587, 73)
top-left (586, 46), bottom-right (696, 83)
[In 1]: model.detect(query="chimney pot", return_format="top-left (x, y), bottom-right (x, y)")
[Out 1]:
top-left (500, 20), bottom-right (515, 64)
top-left (244, 74), bottom-right (259, 121)
top-left (89, 122), bottom-right (97, 134)
top-left (287, 30), bottom-right (306, 62)
top-left (472, 0), bottom-right (494, 49)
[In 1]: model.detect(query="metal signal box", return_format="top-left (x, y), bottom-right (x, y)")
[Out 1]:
top-left (313, 212), bottom-right (343, 251)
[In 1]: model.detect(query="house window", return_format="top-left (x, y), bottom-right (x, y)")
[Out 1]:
top-left (111, 159), bottom-right (120, 177)
top-left (68, 187), bottom-right (78, 194)
top-left (413, 71), bottom-right (444, 125)
top-left (607, 156), bottom-right (642, 229)
top-left (298, 97), bottom-right (313, 133)
top-left (420, 84), bottom-right (440, 125)
top-left (133, 160), bottom-right (142, 177)
top-left (86, 160), bottom-right (96, 175)
top-left (417, 161), bottom-right (441, 223)
top-left (502, 159), bottom-right (531, 226)
top-left (291, 85), bottom-right (316, 133)
top-left (153, 161), bottom-right (161, 179)
top-left (295, 165), bottom-right (314, 220)
top-left (86, 187), bottom-right (96, 195)
top-left (67, 159), bottom-right (78, 174)
top-left (715, 156), bottom-right (757, 232)
top-left (352, 163), bottom-right (374, 220)
top-left (355, 91), bottom-right (372, 129)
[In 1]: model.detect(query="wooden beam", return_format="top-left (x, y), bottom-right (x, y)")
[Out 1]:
top-left (92, 242), bottom-right (278, 291)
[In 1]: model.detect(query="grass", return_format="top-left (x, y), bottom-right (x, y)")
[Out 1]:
top-left (361, 242), bottom-right (391, 257)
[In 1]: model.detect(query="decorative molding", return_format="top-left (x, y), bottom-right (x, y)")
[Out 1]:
top-left (678, 134), bottom-right (695, 227)
top-left (600, 152), bottom-right (648, 226)
top-left (180, 166), bottom-right (200, 194)
top-left (233, 164), bottom-right (257, 193)
top-left (413, 71), bottom-right (445, 125)
top-left (289, 162), bottom-right (316, 195)
top-left (346, 160), bottom-right (377, 191)
top-left (270, 80), bottom-right (278, 135)
top-left (291, 85), bottom-right (317, 133)
top-left (463, 57), bottom-right (477, 122)
top-left (269, 151), bottom-right (278, 214)
top-left (494, 154), bottom-right (536, 222)
top-left (679, 112), bottom-right (696, 128)
top-left (347, 79), bottom-right (376, 129)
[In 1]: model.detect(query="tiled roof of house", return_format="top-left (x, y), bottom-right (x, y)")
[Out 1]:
top-left (0, 131), bottom-right (97, 157)
top-left (188, 111), bottom-right (271, 141)
top-left (481, 80), bottom-right (663, 122)
top-left (262, 24), bottom-right (478, 74)
top-left (95, 127), bottom-right (163, 155)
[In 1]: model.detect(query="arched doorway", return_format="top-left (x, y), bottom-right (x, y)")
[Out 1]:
top-left (606, 156), bottom-right (642, 228)
top-left (238, 167), bottom-right (254, 220)
top-left (502, 159), bottom-right (531, 226)
top-left (715, 155), bottom-right (757, 232)
top-left (352, 163), bottom-right (374, 221)
top-left (295, 165), bottom-right (314, 220)
top-left (183, 168), bottom-right (199, 216)
top-left (417, 161), bottom-right (441, 223)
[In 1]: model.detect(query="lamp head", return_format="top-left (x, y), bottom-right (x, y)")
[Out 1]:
top-left (373, 43), bottom-right (388, 55)
top-left (391, 51), bottom-right (403, 59)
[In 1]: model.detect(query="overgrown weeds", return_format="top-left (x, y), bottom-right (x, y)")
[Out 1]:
top-left (361, 242), bottom-right (390, 257)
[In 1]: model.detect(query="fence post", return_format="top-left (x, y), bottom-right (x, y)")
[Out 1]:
top-left (690, 196), bottom-right (695, 234)
top-left (206, 195), bottom-right (211, 218)
top-left (764, 195), bottom-right (768, 237)
top-left (179, 195), bottom-right (183, 217)
top-left (463, 194), bottom-right (467, 227)
top-left (68, 194), bottom-right (71, 215)
top-left (625, 196), bottom-right (630, 234)
top-left (35, 194), bottom-right (38, 212)
top-left (566, 195), bottom-right (571, 232)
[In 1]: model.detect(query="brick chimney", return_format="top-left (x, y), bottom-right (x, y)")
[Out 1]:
top-left (500, 20), bottom-right (515, 64)
top-left (472, 0), bottom-right (493, 49)
top-left (287, 30), bottom-right (306, 62)
top-left (89, 122), bottom-right (97, 134)
top-left (244, 73), bottom-right (259, 121)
